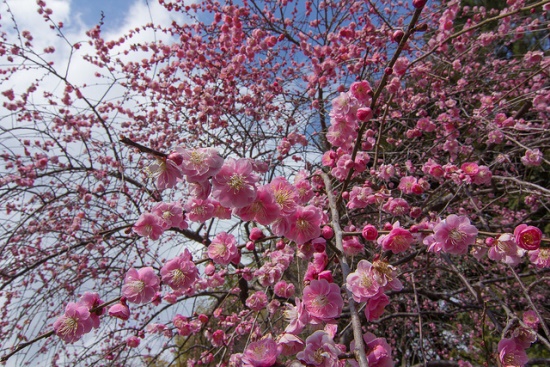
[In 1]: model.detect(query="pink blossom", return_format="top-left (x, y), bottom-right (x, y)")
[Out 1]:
top-left (284, 298), bottom-right (310, 335)
top-left (126, 336), bottom-right (140, 348)
top-left (184, 198), bottom-right (215, 223)
top-left (347, 185), bottom-right (373, 209)
top-left (488, 234), bottom-right (524, 266)
top-left (277, 333), bottom-right (304, 356)
top-left (303, 279), bottom-right (343, 323)
top-left (472, 165), bottom-right (492, 185)
top-left (362, 224), bottom-right (378, 241)
top-left (432, 215), bottom-right (478, 255)
top-left (212, 158), bottom-right (259, 208)
top-left (208, 232), bottom-right (239, 265)
top-left (268, 177), bottom-right (298, 215)
top-left (498, 338), bottom-right (528, 367)
top-left (151, 202), bottom-right (187, 230)
top-left (274, 281), bottom-right (295, 298)
top-left (528, 248), bottom-right (550, 268)
top-left (122, 267), bottom-right (161, 304)
top-left (242, 337), bottom-right (279, 367)
top-left (343, 236), bottom-right (364, 256)
top-left (514, 224), bottom-right (542, 251)
top-left (378, 225), bottom-right (414, 254)
top-left (147, 158), bottom-right (182, 190)
top-left (520, 149), bottom-right (542, 167)
top-left (246, 291), bottom-right (268, 311)
top-left (382, 197), bottom-right (410, 216)
top-left (349, 80), bottom-right (372, 103)
top-left (177, 147), bottom-right (224, 182)
top-left (78, 292), bottom-right (104, 329)
top-left (372, 259), bottom-right (403, 291)
top-left (160, 249), bottom-right (199, 292)
top-left (346, 260), bottom-right (381, 302)
top-left (364, 333), bottom-right (394, 367)
top-left (364, 293), bottom-right (390, 321)
top-left (285, 205), bottom-right (322, 245)
top-left (234, 185), bottom-right (280, 225)
top-left (523, 310), bottom-right (540, 330)
top-left (53, 302), bottom-right (94, 343)
top-left (133, 213), bottom-right (165, 240)
top-left (296, 330), bottom-right (340, 367)
top-left (211, 329), bottom-right (226, 347)
top-left (108, 300), bottom-right (130, 320)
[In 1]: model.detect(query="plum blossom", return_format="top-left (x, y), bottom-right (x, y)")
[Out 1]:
top-left (514, 224), bottom-right (542, 251)
top-left (122, 267), bottom-right (161, 304)
top-left (234, 185), bottom-right (281, 225)
top-left (147, 158), bottom-right (182, 189)
top-left (208, 232), bottom-right (239, 265)
top-left (268, 177), bottom-right (298, 215)
top-left (78, 292), bottom-right (104, 329)
top-left (53, 302), bottom-right (94, 343)
top-left (528, 248), bottom-right (550, 268)
top-left (498, 338), bottom-right (528, 367)
top-left (242, 337), bottom-right (279, 367)
top-left (488, 234), bottom-right (525, 266)
top-left (302, 279), bottom-right (343, 323)
top-left (133, 213), bottom-right (165, 240)
top-left (246, 291), bottom-right (268, 311)
top-left (346, 260), bottom-right (381, 302)
top-left (296, 331), bottom-right (340, 367)
top-left (151, 202), bottom-right (187, 230)
top-left (177, 147), bottom-right (224, 182)
top-left (284, 298), bottom-right (310, 334)
top-left (108, 299), bottom-right (130, 320)
top-left (277, 333), bottom-right (305, 356)
top-left (520, 149), bottom-right (542, 167)
top-left (377, 224), bottom-right (414, 254)
top-left (160, 249), bottom-right (199, 292)
top-left (364, 293), bottom-right (390, 321)
top-left (184, 198), bottom-right (216, 223)
top-left (432, 215), bottom-right (478, 255)
top-left (212, 158), bottom-right (259, 208)
top-left (285, 205), bottom-right (322, 245)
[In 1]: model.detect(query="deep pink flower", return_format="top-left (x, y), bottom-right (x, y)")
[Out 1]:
top-left (177, 147), bottom-right (224, 182)
top-left (350, 80), bottom-right (372, 103)
top-left (523, 310), bottom-right (540, 330)
top-left (498, 338), bottom-right (528, 367)
top-left (364, 293), bottom-right (390, 321)
top-left (184, 198), bottom-right (215, 223)
top-left (277, 333), bottom-right (304, 356)
top-left (53, 302), bottom-right (94, 343)
top-left (433, 215), bottom-right (478, 255)
top-left (133, 213), bottom-right (165, 240)
top-left (378, 226), bottom-right (414, 254)
top-left (161, 249), bottom-right (199, 292)
top-left (285, 205), bottom-right (322, 245)
top-left (343, 236), bottom-right (364, 256)
top-left (212, 158), bottom-right (259, 208)
top-left (303, 279), bottom-right (343, 323)
top-left (274, 281), bottom-right (295, 298)
top-left (296, 330), bottom-right (340, 367)
top-left (362, 224), bottom-right (378, 241)
top-left (528, 248), bottom-right (550, 268)
top-left (514, 224), bottom-right (542, 251)
top-left (371, 259), bottom-right (403, 291)
top-left (364, 333), bottom-right (394, 367)
top-left (108, 301), bottom-right (130, 320)
top-left (246, 291), bottom-right (268, 311)
top-left (268, 177), bottom-right (298, 215)
top-left (78, 292), bottom-right (104, 329)
top-left (242, 337), bottom-right (279, 367)
top-left (122, 267), bottom-right (161, 304)
top-left (234, 185), bottom-right (280, 225)
top-left (126, 336), bottom-right (140, 348)
top-left (520, 148), bottom-right (542, 167)
top-left (346, 260), bottom-right (381, 302)
top-left (382, 197), bottom-right (410, 216)
top-left (208, 232), bottom-right (239, 265)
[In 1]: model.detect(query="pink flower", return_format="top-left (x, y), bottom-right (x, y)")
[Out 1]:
top-left (274, 281), bottom-right (295, 298)
top-left (382, 197), bottom-right (410, 216)
top-left (303, 279), bottom-right (343, 323)
top-left (234, 185), bottom-right (281, 225)
top-left (147, 158), bottom-right (182, 190)
top-left (133, 213), bottom-right (165, 240)
top-left (343, 236), bottom-right (364, 256)
top-left (488, 234), bottom-right (524, 266)
top-left (523, 310), bottom-right (540, 330)
top-left (296, 331), bottom-right (340, 367)
top-left (208, 232), bottom-right (239, 265)
top-left (378, 225), bottom-right (414, 254)
top-left (53, 302), bottom-right (94, 343)
top-left (371, 259), bottom-right (403, 291)
top-left (177, 147), bottom-right (224, 182)
top-left (184, 198), bottom-right (215, 223)
top-left (284, 298), bottom-right (310, 335)
top-left (242, 337), bottom-right (279, 367)
top-left (528, 248), bottom-right (550, 268)
top-left (350, 80), bottom-right (372, 103)
top-left (108, 300), bottom-right (130, 320)
top-left (122, 267), bottom-right (161, 304)
top-left (346, 260), bottom-right (381, 302)
top-left (160, 249), bottom-right (199, 292)
top-left (78, 292), bottom-right (104, 329)
top-left (364, 293), bottom-right (390, 321)
top-left (362, 224), bottom-right (378, 241)
top-left (432, 215), bottom-right (478, 255)
top-left (498, 338), bottom-right (528, 367)
top-left (277, 333), bottom-right (304, 356)
top-left (285, 205), bottom-right (322, 245)
top-left (364, 333), bottom-right (394, 367)
top-left (268, 177), bottom-right (298, 215)
top-left (151, 202), bottom-right (187, 230)
top-left (212, 158), bottom-right (259, 208)
top-left (514, 224), bottom-right (542, 251)
top-left (246, 291), bottom-right (269, 311)
top-left (126, 336), bottom-right (140, 348)
top-left (520, 149), bottom-right (542, 167)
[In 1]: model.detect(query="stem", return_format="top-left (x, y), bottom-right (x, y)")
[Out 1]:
top-left (321, 172), bottom-right (369, 367)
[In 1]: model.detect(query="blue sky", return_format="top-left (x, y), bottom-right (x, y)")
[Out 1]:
top-left (72, 0), bottom-right (142, 30)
